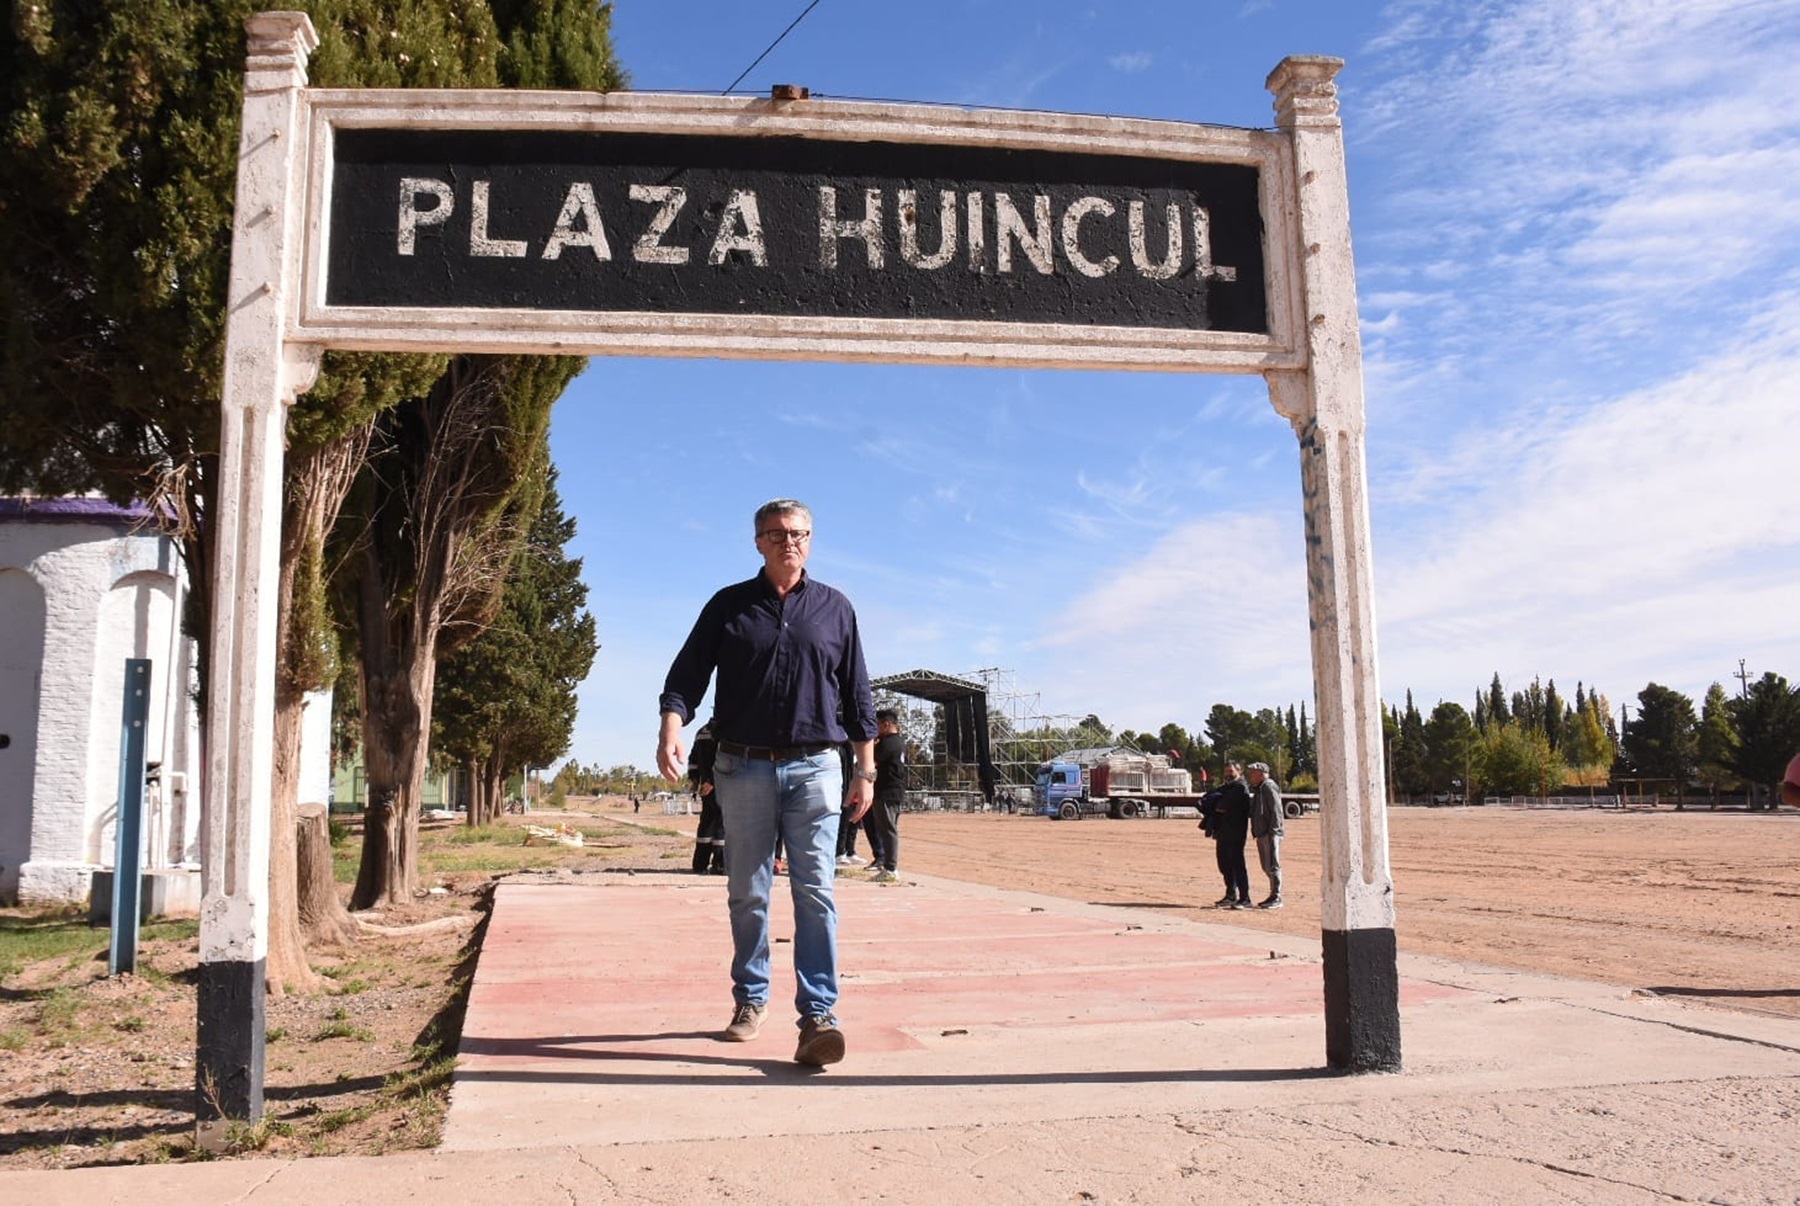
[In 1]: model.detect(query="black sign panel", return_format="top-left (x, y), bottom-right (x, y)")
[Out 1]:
top-left (327, 129), bottom-right (1266, 333)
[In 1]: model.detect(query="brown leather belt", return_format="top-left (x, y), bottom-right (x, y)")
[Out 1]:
top-left (717, 741), bottom-right (834, 761)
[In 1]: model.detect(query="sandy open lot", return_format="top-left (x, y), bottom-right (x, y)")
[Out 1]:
top-left (883, 803), bottom-right (1800, 1016)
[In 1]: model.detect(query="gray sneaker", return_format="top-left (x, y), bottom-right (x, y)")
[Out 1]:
top-left (1257, 897), bottom-right (1284, 910)
top-left (794, 1014), bottom-right (846, 1066)
top-left (871, 867), bottom-right (898, 883)
top-left (722, 1001), bottom-right (766, 1042)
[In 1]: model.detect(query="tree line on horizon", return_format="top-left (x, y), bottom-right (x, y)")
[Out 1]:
top-left (556, 669), bottom-right (1800, 808)
top-left (1112, 670), bottom-right (1799, 806)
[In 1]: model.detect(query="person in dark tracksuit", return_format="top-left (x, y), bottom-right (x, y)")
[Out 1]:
top-left (836, 742), bottom-right (870, 866)
top-left (1201, 761), bottom-right (1253, 908)
top-left (689, 725), bottom-right (724, 874)
top-left (867, 709), bottom-right (906, 882)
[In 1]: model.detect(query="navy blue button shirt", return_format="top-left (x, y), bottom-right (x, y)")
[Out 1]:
top-left (660, 571), bottom-right (877, 748)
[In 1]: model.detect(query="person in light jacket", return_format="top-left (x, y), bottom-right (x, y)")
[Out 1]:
top-left (1247, 762), bottom-right (1284, 909)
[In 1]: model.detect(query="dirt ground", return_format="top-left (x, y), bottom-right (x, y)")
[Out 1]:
top-left (4, 798), bottom-right (1797, 1171)
top-left (893, 802), bottom-right (1800, 1017)
top-left (0, 806), bottom-right (692, 1171)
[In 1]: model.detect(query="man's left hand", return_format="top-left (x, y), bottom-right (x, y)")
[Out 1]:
top-left (846, 776), bottom-right (874, 823)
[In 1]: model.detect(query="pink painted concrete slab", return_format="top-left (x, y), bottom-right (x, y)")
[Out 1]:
top-left (456, 875), bottom-right (1468, 1071)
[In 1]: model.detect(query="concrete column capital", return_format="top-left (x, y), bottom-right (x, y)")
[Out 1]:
top-left (1266, 55), bottom-right (1344, 130)
top-left (243, 12), bottom-right (319, 95)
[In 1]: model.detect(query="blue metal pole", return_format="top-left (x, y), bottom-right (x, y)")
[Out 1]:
top-left (110, 658), bottom-right (152, 976)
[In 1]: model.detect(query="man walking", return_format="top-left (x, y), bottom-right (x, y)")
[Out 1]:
top-left (657, 499), bottom-right (877, 1067)
top-left (1247, 761), bottom-right (1284, 909)
top-left (867, 708), bottom-right (907, 882)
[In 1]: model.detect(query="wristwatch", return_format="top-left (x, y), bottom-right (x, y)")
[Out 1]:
top-left (853, 768), bottom-right (877, 783)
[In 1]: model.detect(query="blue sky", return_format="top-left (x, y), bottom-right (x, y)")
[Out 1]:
top-left (548, 0), bottom-right (1800, 770)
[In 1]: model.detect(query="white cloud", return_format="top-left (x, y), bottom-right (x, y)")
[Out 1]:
top-left (1036, 511), bottom-right (1314, 724)
top-left (1108, 52), bottom-right (1153, 73)
top-left (1374, 297), bottom-right (1800, 705)
top-left (1028, 293), bottom-right (1800, 728)
top-left (1357, 0), bottom-right (1800, 363)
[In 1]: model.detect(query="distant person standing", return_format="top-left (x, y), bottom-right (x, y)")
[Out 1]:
top-left (689, 725), bottom-right (724, 875)
top-left (1783, 751), bottom-right (1800, 808)
top-left (657, 498), bottom-right (877, 1068)
top-left (1246, 761), bottom-right (1284, 909)
top-left (1205, 761), bottom-right (1253, 908)
top-left (835, 742), bottom-right (869, 867)
top-left (867, 708), bottom-right (907, 882)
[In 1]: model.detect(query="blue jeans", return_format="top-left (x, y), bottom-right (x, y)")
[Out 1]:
top-left (713, 748), bottom-right (843, 1019)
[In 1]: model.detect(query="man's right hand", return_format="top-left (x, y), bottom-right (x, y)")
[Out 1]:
top-left (657, 712), bottom-right (686, 783)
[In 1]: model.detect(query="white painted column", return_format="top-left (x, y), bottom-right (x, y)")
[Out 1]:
top-left (1264, 56), bottom-right (1400, 1072)
top-left (196, 10), bottom-right (320, 1145)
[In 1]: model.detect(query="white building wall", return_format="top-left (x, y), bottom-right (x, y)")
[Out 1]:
top-left (86, 569), bottom-right (181, 865)
top-left (299, 689), bottom-right (335, 807)
top-left (0, 568), bottom-right (47, 901)
top-left (1, 504), bottom-right (199, 905)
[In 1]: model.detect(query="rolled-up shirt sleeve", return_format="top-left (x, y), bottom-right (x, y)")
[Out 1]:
top-left (659, 592), bottom-right (724, 724)
top-left (839, 611), bottom-right (877, 743)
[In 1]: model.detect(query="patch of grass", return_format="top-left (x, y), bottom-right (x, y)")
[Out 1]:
top-left (213, 1117), bottom-right (294, 1154)
top-left (0, 907), bottom-right (102, 975)
top-left (266, 1026), bottom-right (288, 1044)
top-left (314, 1019), bottom-right (377, 1042)
top-left (0, 1027), bottom-right (28, 1051)
top-left (36, 986), bottom-right (83, 1035)
top-left (313, 1005), bottom-right (375, 1043)
top-left (1, 910), bottom-right (197, 985)
top-left (423, 847), bottom-right (567, 875)
top-left (116, 1014), bottom-right (147, 1033)
top-left (443, 825), bottom-right (508, 845)
top-left (312, 1101), bottom-right (378, 1134)
top-left (143, 1137), bottom-right (188, 1163)
top-left (134, 963), bottom-right (173, 987)
top-left (141, 918), bottom-right (199, 943)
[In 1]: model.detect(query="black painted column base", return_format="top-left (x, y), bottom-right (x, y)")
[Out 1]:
top-left (1322, 927), bottom-right (1401, 1072)
top-left (196, 957), bottom-right (266, 1141)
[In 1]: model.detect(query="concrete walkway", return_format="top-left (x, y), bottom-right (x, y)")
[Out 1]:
top-left (6, 870), bottom-right (1800, 1203)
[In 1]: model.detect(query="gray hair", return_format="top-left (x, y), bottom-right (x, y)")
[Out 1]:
top-left (754, 498), bottom-right (812, 530)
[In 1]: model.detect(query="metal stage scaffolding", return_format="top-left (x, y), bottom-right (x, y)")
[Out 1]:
top-left (870, 667), bottom-right (1103, 812)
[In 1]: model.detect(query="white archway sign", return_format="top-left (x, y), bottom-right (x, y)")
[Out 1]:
top-left (199, 10), bottom-right (1398, 1140)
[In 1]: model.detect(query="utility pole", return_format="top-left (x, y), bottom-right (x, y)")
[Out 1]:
top-left (1734, 658), bottom-right (1752, 699)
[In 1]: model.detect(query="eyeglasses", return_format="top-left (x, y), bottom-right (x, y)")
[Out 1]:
top-left (758, 529), bottom-right (811, 545)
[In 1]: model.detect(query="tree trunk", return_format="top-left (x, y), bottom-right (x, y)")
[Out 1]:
top-left (267, 433), bottom-right (372, 993)
top-left (346, 356), bottom-right (557, 905)
top-left (472, 743), bottom-right (507, 826)
top-left (267, 697), bottom-right (323, 996)
top-left (350, 656), bottom-right (431, 908)
top-left (296, 803), bottom-right (358, 944)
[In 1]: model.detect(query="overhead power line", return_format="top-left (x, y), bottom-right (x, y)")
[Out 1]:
top-left (722, 0), bottom-right (825, 95)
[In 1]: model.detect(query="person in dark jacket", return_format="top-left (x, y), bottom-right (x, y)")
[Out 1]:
top-left (689, 725), bottom-right (724, 874)
top-left (1201, 761), bottom-right (1253, 908)
top-left (867, 709), bottom-right (906, 881)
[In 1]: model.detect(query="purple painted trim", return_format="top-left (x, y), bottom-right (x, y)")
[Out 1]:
top-left (0, 496), bottom-right (157, 526)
